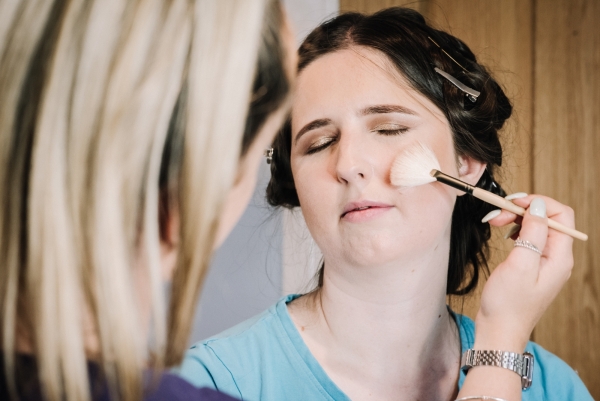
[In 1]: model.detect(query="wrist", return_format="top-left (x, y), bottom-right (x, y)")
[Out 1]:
top-left (458, 365), bottom-right (522, 401)
top-left (474, 315), bottom-right (530, 353)
top-left (461, 349), bottom-right (534, 391)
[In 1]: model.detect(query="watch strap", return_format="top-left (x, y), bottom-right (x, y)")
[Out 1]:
top-left (461, 349), bottom-right (534, 390)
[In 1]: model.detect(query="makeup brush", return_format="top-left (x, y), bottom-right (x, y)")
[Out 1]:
top-left (390, 142), bottom-right (588, 241)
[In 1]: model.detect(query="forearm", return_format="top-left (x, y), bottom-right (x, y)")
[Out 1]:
top-left (457, 365), bottom-right (522, 401)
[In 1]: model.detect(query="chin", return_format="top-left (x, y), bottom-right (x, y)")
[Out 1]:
top-left (335, 234), bottom-right (407, 266)
top-left (322, 222), bottom-right (451, 269)
top-left (343, 253), bottom-right (399, 269)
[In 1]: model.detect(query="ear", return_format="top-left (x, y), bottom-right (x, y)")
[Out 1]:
top-left (457, 155), bottom-right (486, 196)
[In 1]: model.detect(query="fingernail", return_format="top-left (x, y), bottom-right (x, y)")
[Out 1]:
top-left (504, 224), bottom-right (521, 239)
top-left (505, 192), bottom-right (528, 200)
top-left (481, 209), bottom-right (501, 223)
top-left (529, 198), bottom-right (546, 218)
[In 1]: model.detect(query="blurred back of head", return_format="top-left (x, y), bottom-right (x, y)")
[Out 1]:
top-left (0, 0), bottom-right (279, 400)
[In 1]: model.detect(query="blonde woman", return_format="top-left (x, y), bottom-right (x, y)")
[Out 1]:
top-left (0, 0), bottom-right (295, 400)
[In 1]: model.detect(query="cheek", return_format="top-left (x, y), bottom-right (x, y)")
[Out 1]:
top-left (429, 134), bottom-right (459, 176)
top-left (416, 184), bottom-right (456, 219)
top-left (394, 163), bottom-right (457, 238)
top-left (291, 157), bottom-right (336, 236)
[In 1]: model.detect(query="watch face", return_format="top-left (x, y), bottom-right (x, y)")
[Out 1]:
top-left (522, 352), bottom-right (534, 390)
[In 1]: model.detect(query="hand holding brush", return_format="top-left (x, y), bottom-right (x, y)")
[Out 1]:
top-left (391, 142), bottom-right (588, 241)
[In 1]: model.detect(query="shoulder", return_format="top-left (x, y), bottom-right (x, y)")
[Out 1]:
top-left (177, 296), bottom-right (298, 396)
top-left (453, 313), bottom-right (593, 400)
top-left (186, 296), bottom-right (290, 366)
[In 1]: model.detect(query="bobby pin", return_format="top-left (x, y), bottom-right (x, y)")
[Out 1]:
top-left (434, 67), bottom-right (480, 103)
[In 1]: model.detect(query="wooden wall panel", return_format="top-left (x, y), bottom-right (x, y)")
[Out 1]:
top-left (533, 0), bottom-right (600, 396)
top-left (337, 0), bottom-right (599, 397)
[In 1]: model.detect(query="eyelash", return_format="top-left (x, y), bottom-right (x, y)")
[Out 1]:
top-left (375, 127), bottom-right (409, 136)
top-left (306, 137), bottom-right (336, 154)
top-left (304, 127), bottom-right (409, 155)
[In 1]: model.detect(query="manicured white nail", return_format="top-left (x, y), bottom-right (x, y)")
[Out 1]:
top-left (505, 192), bottom-right (528, 200)
top-left (529, 198), bottom-right (546, 218)
top-left (482, 209), bottom-right (501, 223)
top-left (504, 224), bottom-right (521, 239)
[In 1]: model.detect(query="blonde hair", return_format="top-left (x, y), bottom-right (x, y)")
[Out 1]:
top-left (0, 0), bottom-right (267, 400)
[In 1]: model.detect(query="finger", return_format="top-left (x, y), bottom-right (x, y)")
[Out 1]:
top-left (485, 193), bottom-right (570, 228)
top-left (481, 209), bottom-right (521, 239)
top-left (510, 194), bottom-right (575, 263)
top-left (516, 198), bottom-right (548, 252)
top-left (505, 192), bottom-right (528, 201)
top-left (482, 209), bottom-right (519, 227)
top-left (509, 195), bottom-right (575, 229)
top-left (504, 224), bottom-right (521, 240)
top-left (505, 198), bottom-right (548, 279)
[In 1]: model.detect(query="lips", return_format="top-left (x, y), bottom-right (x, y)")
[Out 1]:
top-left (341, 200), bottom-right (393, 218)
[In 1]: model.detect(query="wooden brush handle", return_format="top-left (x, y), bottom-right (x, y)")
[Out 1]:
top-left (472, 188), bottom-right (588, 241)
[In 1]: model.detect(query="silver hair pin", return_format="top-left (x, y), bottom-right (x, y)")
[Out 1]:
top-left (427, 36), bottom-right (480, 103)
top-left (264, 148), bottom-right (273, 164)
top-left (434, 67), bottom-right (480, 103)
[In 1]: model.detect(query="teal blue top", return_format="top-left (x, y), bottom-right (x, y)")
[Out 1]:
top-left (178, 295), bottom-right (593, 401)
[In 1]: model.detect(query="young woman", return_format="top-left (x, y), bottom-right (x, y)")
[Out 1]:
top-left (0, 0), bottom-right (295, 400)
top-left (179, 7), bottom-right (592, 401)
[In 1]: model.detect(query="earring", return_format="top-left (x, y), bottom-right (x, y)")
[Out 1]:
top-left (264, 148), bottom-right (273, 164)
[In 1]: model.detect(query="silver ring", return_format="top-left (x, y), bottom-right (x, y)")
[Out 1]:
top-left (514, 237), bottom-right (542, 255)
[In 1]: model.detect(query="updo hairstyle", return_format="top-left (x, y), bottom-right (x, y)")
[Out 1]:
top-left (266, 7), bottom-right (513, 295)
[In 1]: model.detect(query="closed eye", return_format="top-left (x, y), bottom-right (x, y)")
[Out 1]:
top-left (375, 127), bottom-right (409, 136)
top-left (371, 123), bottom-right (409, 136)
top-left (306, 136), bottom-right (336, 154)
top-left (372, 123), bottom-right (409, 136)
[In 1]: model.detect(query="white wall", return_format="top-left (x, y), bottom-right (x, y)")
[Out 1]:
top-left (282, 0), bottom-right (339, 45)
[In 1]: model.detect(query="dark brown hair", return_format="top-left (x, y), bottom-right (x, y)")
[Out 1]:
top-left (266, 7), bottom-right (512, 295)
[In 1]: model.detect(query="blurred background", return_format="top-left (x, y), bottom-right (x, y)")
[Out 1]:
top-left (192, 0), bottom-right (599, 397)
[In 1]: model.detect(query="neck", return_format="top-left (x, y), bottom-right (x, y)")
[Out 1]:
top-left (289, 241), bottom-right (461, 400)
top-left (321, 245), bottom-right (457, 359)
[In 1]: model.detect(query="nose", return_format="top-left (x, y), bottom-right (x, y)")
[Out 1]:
top-left (335, 134), bottom-right (373, 189)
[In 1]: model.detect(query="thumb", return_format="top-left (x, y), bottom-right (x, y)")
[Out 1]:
top-left (505, 198), bottom-right (548, 279)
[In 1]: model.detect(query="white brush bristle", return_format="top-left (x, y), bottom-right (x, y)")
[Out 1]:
top-left (390, 142), bottom-right (440, 188)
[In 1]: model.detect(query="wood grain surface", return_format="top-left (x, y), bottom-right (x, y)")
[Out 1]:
top-left (532, 0), bottom-right (600, 395)
top-left (338, 0), bottom-right (599, 397)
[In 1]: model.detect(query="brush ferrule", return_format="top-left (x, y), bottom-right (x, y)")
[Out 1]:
top-left (431, 170), bottom-right (475, 194)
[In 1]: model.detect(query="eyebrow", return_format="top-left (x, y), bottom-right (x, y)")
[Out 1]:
top-left (294, 104), bottom-right (418, 145)
top-left (359, 104), bottom-right (418, 116)
top-left (294, 118), bottom-right (332, 145)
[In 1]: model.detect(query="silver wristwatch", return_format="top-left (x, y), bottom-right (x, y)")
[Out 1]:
top-left (461, 349), bottom-right (534, 390)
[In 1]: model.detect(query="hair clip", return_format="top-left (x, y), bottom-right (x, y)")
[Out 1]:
top-left (264, 148), bottom-right (273, 164)
top-left (434, 67), bottom-right (480, 103)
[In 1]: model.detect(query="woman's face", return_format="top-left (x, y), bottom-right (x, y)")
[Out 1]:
top-left (290, 47), bottom-right (481, 268)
